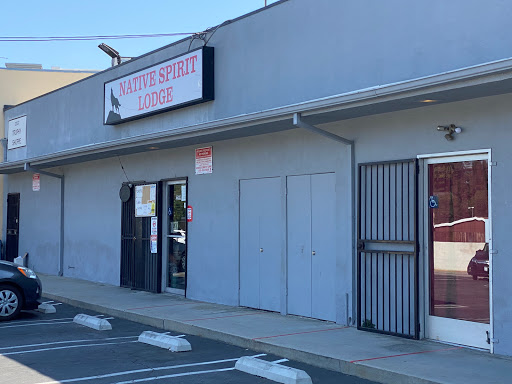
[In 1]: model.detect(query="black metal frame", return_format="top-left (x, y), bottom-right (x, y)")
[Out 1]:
top-left (357, 159), bottom-right (419, 339)
top-left (120, 181), bottom-right (162, 293)
top-left (161, 178), bottom-right (189, 295)
top-left (5, 193), bottom-right (20, 262)
top-left (103, 46), bottom-right (214, 125)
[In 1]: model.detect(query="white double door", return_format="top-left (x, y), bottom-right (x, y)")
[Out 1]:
top-left (287, 173), bottom-right (336, 322)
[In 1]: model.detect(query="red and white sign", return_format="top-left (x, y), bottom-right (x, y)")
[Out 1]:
top-left (150, 217), bottom-right (157, 253)
top-left (104, 47), bottom-right (213, 125)
top-left (195, 146), bottom-right (212, 175)
top-left (151, 217), bottom-right (158, 235)
top-left (32, 173), bottom-right (40, 192)
top-left (187, 206), bottom-right (193, 222)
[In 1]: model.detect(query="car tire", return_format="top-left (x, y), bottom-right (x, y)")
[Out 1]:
top-left (472, 274), bottom-right (478, 281)
top-left (0, 285), bottom-right (23, 321)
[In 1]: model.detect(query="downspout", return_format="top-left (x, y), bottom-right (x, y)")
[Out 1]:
top-left (293, 113), bottom-right (356, 325)
top-left (24, 163), bottom-right (65, 276)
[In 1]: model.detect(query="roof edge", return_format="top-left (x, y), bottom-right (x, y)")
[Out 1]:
top-left (2, 55), bottom-right (512, 173)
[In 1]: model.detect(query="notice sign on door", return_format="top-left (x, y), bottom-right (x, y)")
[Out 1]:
top-left (150, 216), bottom-right (158, 253)
top-left (32, 173), bottom-right (40, 192)
top-left (135, 184), bottom-right (157, 217)
top-left (195, 146), bottom-right (212, 175)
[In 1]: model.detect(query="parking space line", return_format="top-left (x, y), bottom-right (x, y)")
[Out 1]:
top-left (0, 317), bottom-right (74, 326)
top-left (271, 359), bottom-right (289, 364)
top-left (34, 354), bottom-right (267, 384)
top-left (0, 335), bottom-right (138, 351)
top-left (0, 320), bottom-right (74, 329)
top-left (113, 367), bottom-right (235, 384)
top-left (2, 340), bottom-right (138, 356)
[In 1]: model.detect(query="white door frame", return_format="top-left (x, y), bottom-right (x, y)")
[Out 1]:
top-left (162, 179), bottom-right (187, 295)
top-left (419, 149), bottom-right (493, 352)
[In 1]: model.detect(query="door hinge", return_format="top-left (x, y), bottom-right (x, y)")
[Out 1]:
top-left (490, 161), bottom-right (497, 167)
top-left (490, 249), bottom-right (498, 255)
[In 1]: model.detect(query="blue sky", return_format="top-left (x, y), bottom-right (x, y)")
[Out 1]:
top-left (1, 0), bottom-right (278, 71)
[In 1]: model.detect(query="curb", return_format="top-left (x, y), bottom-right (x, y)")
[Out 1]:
top-left (42, 293), bottom-right (439, 384)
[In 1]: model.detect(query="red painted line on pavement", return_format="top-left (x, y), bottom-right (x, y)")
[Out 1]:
top-left (126, 302), bottom-right (194, 310)
top-left (253, 326), bottom-right (349, 340)
top-left (184, 313), bottom-right (261, 322)
top-left (349, 346), bottom-right (463, 363)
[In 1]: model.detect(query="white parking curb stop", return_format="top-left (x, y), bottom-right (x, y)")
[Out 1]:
top-left (73, 314), bottom-right (112, 330)
top-left (235, 357), bottom-right (312, 384)
top-left (37, 303), bottom-right (56, 314)
top-left (138, 331), bottom-right (192, 352)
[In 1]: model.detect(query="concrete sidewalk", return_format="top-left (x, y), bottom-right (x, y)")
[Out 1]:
top-left (39, 274), bottom-right (511, 384)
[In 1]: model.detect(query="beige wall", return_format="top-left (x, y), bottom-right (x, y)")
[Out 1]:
top-left (0, 68), bottom-right (96, 239)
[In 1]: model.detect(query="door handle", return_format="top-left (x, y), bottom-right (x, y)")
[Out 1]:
top-left (133, 236), bottom-right (137, 241)
top-left (260, 248), bottom-right (263, 253)
top-left (312, 251), bottom-right (316, 256)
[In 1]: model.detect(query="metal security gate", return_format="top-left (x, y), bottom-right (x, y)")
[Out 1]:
top-left (120, 183), bottom-right (162, 293)
top-left (5, 193), bottom-right (20, 262)
top-left (357, 159), bottom-right (419, 339)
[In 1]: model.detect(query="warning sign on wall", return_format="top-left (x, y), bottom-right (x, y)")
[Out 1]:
top-left (32, 173), bottom-right (40, 192)
top-left (195, 146), bottom-right (212, 175)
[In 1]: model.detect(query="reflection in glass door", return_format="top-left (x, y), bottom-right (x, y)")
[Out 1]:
top-left (426, 157), bottom-right (490, 349)
top-left (165, 181), bottom-right (187, 293)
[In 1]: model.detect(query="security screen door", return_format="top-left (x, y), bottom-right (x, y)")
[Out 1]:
top-left (357, 160), bottom-right (419, 339)
top-left (120, 183), bottom-right (161, 293)
top-left (287, 173), bottom-right (336, 321)
top-left (425, 155), bottom-right (490, 349)
top-left (239, 177), bottom-right (281, 312)
top-left (5, 193), bottom-right (20, 262)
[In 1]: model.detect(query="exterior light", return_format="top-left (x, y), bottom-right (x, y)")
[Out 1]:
top-left (98, 43), bottom-right (121, 66)
top-left (437, 124), bottom-right (462, 140)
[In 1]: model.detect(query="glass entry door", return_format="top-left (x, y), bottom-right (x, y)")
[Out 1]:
top-left (425, 155), bottom-right (490, 349)
top-left (164, 181), bottom-right (187, 293)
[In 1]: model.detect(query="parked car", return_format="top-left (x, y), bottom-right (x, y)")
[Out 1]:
top-left (467, 243), bottom-right (489, 280)
top-left (0, 261), bottom-right (42, 321)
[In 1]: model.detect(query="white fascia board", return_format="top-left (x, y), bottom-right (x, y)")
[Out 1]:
top-left (3, 57), bottom-right (512, 172)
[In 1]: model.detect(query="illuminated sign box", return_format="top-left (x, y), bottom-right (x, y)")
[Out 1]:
top-left (104, 46), bottom-right (214, 125)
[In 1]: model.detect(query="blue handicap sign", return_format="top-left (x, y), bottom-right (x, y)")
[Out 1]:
top-left (429, 195), bottom-right (439, 209)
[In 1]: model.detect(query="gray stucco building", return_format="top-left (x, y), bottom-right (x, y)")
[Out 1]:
top-left (2, 0), bottom-right (512, 356)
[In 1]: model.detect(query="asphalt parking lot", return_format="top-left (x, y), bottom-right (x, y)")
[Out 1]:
top-left (0, 302), bottom-right (377, 384)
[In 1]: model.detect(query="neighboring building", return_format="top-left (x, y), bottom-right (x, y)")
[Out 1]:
top-left (0, 64), bottom-right (96, 243)
top-left (2, 0), bottom-right (512, 356)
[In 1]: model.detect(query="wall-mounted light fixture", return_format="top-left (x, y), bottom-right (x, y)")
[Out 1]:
top-left (437, 124), bottom-right (462, 141)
